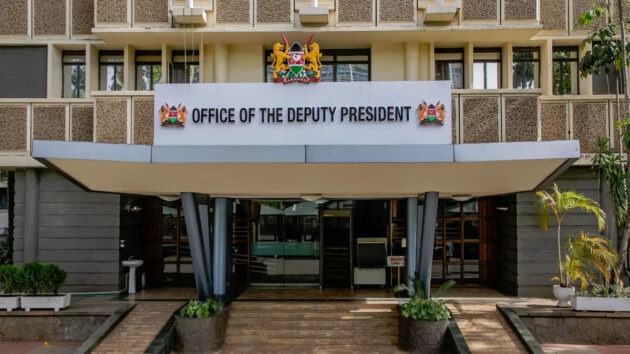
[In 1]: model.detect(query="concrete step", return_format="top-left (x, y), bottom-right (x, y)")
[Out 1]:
top-left (224, 336), bottom-right (398, 346)
top-left (227, 310), bottom-right (398, 319)
top-left (217, 344), bottom-right (406, 354)
top-left (226, 328), bottom-right (398, 338)
top-left (229, 301), bottom-right (398, 311)
top-left (227, 318), bottom-right (398, 328)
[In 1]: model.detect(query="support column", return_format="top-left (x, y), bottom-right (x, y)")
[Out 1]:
top-left (405, 42), bottom-right (419, 81)
top-left (406, 198), bottom-right (418, 291)
top-left (24, 169), bottom-right (40, 262)
top-left (181, 192), bottom-right (212, 301)
top-left (418, 192), bottom-right (439, 298)
top-left (213, 197), bottom-right (229, 298)
top-left (214, 44), bottom-right (228, 83)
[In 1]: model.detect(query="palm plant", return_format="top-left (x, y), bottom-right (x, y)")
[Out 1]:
top-left (536, 183), bottom-right (606, 287)
top-left (568, 231), bottom-right (619, 288)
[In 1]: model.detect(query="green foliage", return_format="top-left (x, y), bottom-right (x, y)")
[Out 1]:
top-left (179, 299), bottom-right (223, 318)
top-left (400, 275), bottom-right (454, 321)
top-left (21, 262), bottom-right (67, 295)
top-left (536, 184), bottom-right (606, 286)
top-left (593, 138), bottom-right (629, 225)
top-left (0, 265), bottom-right (22, 295)
top-left (0, 238), bottom-right (11, 265)
top-left (579, 280), bottom-right (630, 298)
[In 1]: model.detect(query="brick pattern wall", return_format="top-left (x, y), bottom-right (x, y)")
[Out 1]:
top-left (338, 0), bottom-right (373, 22)
top-left (34, 0), bottom-right (67, 36)
top-left (504, 96), bottom-right (538, 142)
top-left (503, 0), bottom-right (537, 21)
top-left (540, 103), bottom-right (568, 141)
top-left (541, 0), bottom-right (566, 30)
top-left (216, 0), bottom-right (251, 23)
top-left (97, 0), bottom-right (128, 23)
top-left (256, 0), bottom-right (291, 23)
top-left (572, 102), bottom-right (608, 153)
top-left (33, 106), bottom-right (66, 141)
top-left (462, 0), bottom-right (498, 21)
top-left (0, 106), bottom-right (28, 150)
top-left (379, 0), bottom-right (415, 22)
top-left (133, 98), bottom-right (154, 145)
top-left (462, 96), bottom-right (500, 143)
top-left (95, 99), bottom-right (128, 144)
top-left (133, 0), bottom-right (169, 23)
top-left (0, 0), bottom-right (28, 35)
top-left (73, 0), bottom-right (95, 35)
top-left (71, 105), bottom-right (94, 142)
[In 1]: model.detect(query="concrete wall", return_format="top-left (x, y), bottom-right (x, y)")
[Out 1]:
top-left (511, 166), bottom-right (601, 297)
top-left (13, 169), bottom-right (120, 292)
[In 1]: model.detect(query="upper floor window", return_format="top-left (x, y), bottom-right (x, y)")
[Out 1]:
top-left (435, 48), bottom-right (464, 89)
top-left (591, 42), bottom-right (624, 95)
top-left (552, 47), bottom-right (579, 95)
top-left (0, 188), bottom-right (7, 210)
top-left (512, 47), bottom-right (539, 89)
top-left (170, 50), bottom-right (199, 84)
top-left (62, 51), bottom-right (86, 98)
top-left (136, 51), bottom-right (162, 91)
top-left (99, 51), bottom-right (124, 91)
top-left (265, 49), bottom-right (370, 82)
top-left (473, 48), bottom-right (501, 89)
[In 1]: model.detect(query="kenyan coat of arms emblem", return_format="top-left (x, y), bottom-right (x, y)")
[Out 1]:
top-left (269, 34), bottom-right (322, 84)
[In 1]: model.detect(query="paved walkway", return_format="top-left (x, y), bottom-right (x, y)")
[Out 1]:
top-left (0, 341), bottom-right (81, 354)
top-left (91, 301), bottom-right (184, 354)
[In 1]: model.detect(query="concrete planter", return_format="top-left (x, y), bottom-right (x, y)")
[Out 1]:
top-left (398, 316), bottom-right (449, 354)
top-left (21, 294), bottom-right (71, 312)
top-left (553, 285), bottom-right (575, 307)
top-left (572, 296), bottom-right (630, 312)
top-left (0, 295), bottom-right (20, 312)
top-left (174, 309), bottom-right (228, 353)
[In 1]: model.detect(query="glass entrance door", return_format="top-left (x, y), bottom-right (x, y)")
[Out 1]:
top-left (321, 209), bottom-right (352, 288)
top-left (249, 201), bottom-right (320, 286)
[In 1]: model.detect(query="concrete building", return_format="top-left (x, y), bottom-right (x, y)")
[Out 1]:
top-left (0, 0), bottom-right (618, 297)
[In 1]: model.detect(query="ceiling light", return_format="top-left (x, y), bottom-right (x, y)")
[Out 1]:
top-left (451, 194), bottom-right (472, 202)
top-left (301, 194), bottom-right (323, 202)
top-left (159, 195), bottom-right (180, 202)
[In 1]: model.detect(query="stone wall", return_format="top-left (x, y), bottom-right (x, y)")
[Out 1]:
top-left (216, 0), bottom-right (251, 23)
top-left (338, 0), bottom-right (373, 22)
top-left (0, 0), bottom-right (28, 35)
top-left (461, 0), bottom-right (498, 21)
top-left (73, 0), bottom-right (95, 35)
top-left (132, 98), bottom-right (153, 145)
top-left (503, 0), bottom-right (537, 21)
top-left (379, 0), bottom-right (415, 22)
top-left (0, 106), bottom-right (28, 151)
top-left (540, 103), bottom-right (567, 141)
top-left (572, 102), bottom-right (608, 153)
top-left (71, 105), bottom-right (94, 142)
top-left (95, 99), bottom-right (128, 144)
top-left (462, 96), bottom-right (499, 143)
top-left (541, 0), bottom-right (566, 31)
top-left (256, 0), bottom-right (291, 23)
top-left (34, 0), bottom-right (67, 36)
top-left (97, 0), bottom-right (129, 23)
top-left (33, 105), bottom-right (66, 141)
top-left (133, 0), bottom-right (169, 24)
top-left (504, 96), bottom-right (537, 142)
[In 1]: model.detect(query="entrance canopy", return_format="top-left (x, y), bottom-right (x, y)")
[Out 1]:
top-left (32, 140), bottom-right (579, 199)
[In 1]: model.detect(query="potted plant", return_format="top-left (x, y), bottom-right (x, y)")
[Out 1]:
top-left (20, 262), bottom-right (70, 312)
top-left (398, 275), bottom-right (455, 354)
top-left (536, 183), bottom-right (606, 307)
top-left (174, 299), bottom-right (227, 353)
top-left (0, 264), bottom-right (21, 312)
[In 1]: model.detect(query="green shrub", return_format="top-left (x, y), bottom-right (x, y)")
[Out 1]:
top-left (179, 299), bottom-right (222, 318)
top-left (400, 275), bottom-right (454, 321)
top-left (0, 265), bottom-right (21, 295)
top-left (21, 262), bottom-right (67, 295)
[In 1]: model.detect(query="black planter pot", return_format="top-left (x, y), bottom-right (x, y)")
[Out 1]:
top-left (174, 309), bottom-right (228, 353)
top-left (398, 316), bottom-right (449, 354)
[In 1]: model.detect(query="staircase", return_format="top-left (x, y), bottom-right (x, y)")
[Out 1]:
top-left (219, 300), bottom-right (404, 353)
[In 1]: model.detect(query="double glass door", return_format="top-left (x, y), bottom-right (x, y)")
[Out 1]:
top-left (250, 201), bottom-right (320, 286)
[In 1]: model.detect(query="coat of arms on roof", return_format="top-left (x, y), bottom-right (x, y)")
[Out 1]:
top-left (270, 34), bottom-right (322, 84)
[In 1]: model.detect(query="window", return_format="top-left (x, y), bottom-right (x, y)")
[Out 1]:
top-left (435, 48), bottom-right (464, 89)
top-left (99, 51), bottom-right (124, 91)
top-left (0, 46), bottom-right (47, 98)
top-left (512, 47), bottom-right (540, 89)
top-left (170, 50), bottom-right (199, 84)
top-left (0, 188), bottom-right (7, 210)
top-left (591, 42), bottom-right (624, 95)
top-left (62, 51), bottom-right (86, 98)
top-left (265, 49), bottom-right (370, 82)
top-left (135, 51), bottom-right (162, 90)
top-left (553, 47), bottom-right (579, 95)
top-left (473, 48), bottom-right (501, 89)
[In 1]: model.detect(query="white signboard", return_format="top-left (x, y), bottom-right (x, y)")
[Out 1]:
top-left (387, 256), bottom-right (405, 267)
top-left (154, 81), bottom-right (451, 145)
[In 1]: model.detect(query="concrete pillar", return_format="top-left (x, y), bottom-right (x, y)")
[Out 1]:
top-left (579, 43), bottom-right (592, 95)
top-left (181, 192), bottom-right (212, 301)
top-left (503, 43), bottom-right (512, 89)
top-left (214, 44), bottom-right (228, 83)
top-left (418, 192), bottom-right (439, 298)
top-left (405, 42), bottom-right (419, 81)
top-left (406, 198), bottom-right (418, 291)
top-left (123, 45), bottom-right (135, 91)
top-left (23, 169), bottom-right (40, 262)
top-left (540, 39), bottom-right (552, 96)
top-left (464, 42), bottom-right (473, 89)
top-left (213, 197), bottom-right (229, 297)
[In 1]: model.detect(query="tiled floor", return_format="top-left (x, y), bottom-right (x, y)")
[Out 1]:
top-left (0, 341), bottom-right (81, 354)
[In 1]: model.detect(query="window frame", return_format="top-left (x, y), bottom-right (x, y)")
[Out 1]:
top-left (264, 48), bottom-right (371, 82)
top-left (99, 50), bottom-right (124, 91)
top-left (552, 46), bottom-right (580, 95)
top-left (135, 50), bottom-right (162, 91)
top-left (512, 47), bottom-right (540, 89)
top-left (473, 47), bottom-right (502, 90)
top-left (62, 50), bottom-right (86, 98)
top-left (435, 48), bottom-right (465, 89)
top-left (170, 50), bottom-right (200, 84)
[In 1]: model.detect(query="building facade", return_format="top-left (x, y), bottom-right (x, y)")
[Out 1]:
top-left (0, 0), bottom-right (619, 296)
